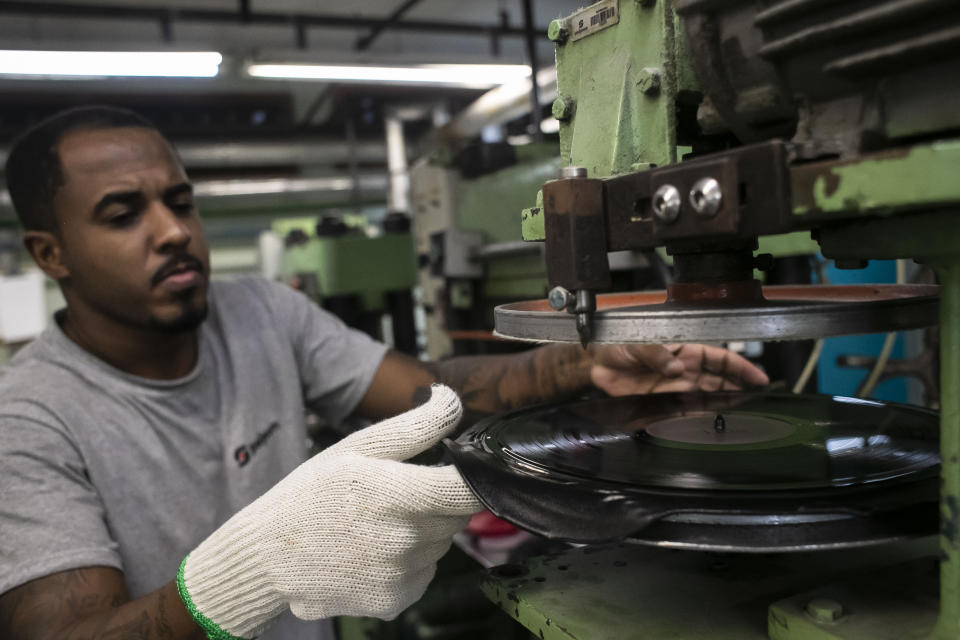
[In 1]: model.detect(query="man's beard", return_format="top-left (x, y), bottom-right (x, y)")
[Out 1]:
top-left (149, 299), bottom-right (209, 334)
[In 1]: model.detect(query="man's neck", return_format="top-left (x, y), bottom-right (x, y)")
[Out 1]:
top-left (59, 308), bottom-right (199, 380)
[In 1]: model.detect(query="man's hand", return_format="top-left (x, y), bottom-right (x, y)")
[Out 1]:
top-left (179, 385), bottom-right (481, 639)
top-left (589, 343), bottom-right (770, 396)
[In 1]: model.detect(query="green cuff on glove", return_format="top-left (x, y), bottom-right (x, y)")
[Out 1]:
top-left (176, 556), bottom-right (248, 640)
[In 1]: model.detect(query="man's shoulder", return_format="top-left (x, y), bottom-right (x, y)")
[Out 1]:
top-left (0, 334), bottom-right (87, 421)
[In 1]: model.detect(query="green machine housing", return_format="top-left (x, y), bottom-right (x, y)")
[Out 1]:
top-left (488, 1), bottom-right (960, 639)
top-left (274, 216), bottom-right (418, 354)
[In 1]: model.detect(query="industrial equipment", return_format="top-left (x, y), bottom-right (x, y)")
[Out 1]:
top-left (449, 1), bottom-right (960, 638)
top-left (275, 213), bottom-right (418, 354)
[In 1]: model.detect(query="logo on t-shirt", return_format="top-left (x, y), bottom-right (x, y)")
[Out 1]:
top-left (234, 421), bottom-right (280, 467)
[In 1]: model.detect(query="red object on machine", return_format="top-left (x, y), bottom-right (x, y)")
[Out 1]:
top-left (466, 511), bottom-right (519, 537)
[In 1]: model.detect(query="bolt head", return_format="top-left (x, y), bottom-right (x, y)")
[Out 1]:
top-left (552, 97), bottom-right (574, 121)
top-left (652, 184), bottom-right (681, 223)
top-left (805, 598), bottom-right (844, 623)
top-left (548, 19), bottom-right (569, 43)
top-left (548, 286), bottom-right (574, 310)
top-left (689, 177), bottom-right (723, 217)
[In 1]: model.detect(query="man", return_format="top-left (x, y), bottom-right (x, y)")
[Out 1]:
top-left (0, 106), bottom-right (768, 640)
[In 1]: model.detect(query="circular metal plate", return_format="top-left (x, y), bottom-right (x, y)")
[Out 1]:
top-left (444, 392), bottom-right (940, 550)
top-left (494, 284), bottom-right (939, 344)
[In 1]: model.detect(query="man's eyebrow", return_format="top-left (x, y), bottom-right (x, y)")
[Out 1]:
top-left (92, 190), bottom-right (144, 217)
top-left (164, 182), bottom-right (194, 199)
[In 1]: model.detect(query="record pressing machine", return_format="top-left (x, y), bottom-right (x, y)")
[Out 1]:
top-left (443, 1), bottom-right (960, 639)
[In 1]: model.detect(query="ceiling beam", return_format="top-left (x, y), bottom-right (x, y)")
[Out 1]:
top-left (0, 1), bottom-right (541, 39)
top-left (355, 0), bottom-right (423, 51)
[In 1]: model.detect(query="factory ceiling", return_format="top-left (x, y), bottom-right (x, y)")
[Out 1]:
top-left (0, 1), bottom-right (579, 142)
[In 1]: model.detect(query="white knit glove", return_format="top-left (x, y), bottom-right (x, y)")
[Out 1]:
top-left (176, 385), bottom-right (482, 640)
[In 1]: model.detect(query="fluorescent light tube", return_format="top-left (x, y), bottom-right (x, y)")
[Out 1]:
top-left (246, 63), bottom-right (531, 88)
top-left (0, 51), bottom-right (223, 78)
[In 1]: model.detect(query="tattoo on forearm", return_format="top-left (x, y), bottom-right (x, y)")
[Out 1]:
top-left (420, 344), bottom-right (593, 428)
top-left (0, 569), bottom-right (200, 640)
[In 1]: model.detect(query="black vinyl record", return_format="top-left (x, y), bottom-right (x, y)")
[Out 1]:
top-left (445, 392), bottom-right (940, 551)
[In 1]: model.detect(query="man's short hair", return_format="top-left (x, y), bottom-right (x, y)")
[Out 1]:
top-left (5, 105), bottom-right (161, 232)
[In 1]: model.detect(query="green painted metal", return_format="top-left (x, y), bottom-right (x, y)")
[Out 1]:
top-left (456, 153), bottom-right (560, 245)
top-left (553, 0), bottom-right (696, 178)
top-left (792, 140), bottom-right (960, 218)
top-left (757, 232), bottom-right (820, 258)
top-left (281, 233), bottom-right (415, 301)
top-left (767, 559), bottom-right (938, 640)
top-left (521, 189), bottom-right (545, 242)
top-left (484, 254), bottom-right (548, 299)
top-left (929, 256), bottom-right (960, 640)
top-left (481, 541), bottom-right (937, 640)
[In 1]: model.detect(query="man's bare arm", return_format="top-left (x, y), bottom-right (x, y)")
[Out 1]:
top-left (353, 342), bottom-right (768, 424)
top-left (0, 567), bottom-right (204, 640)
top-left (354, 344), bottom-right (592, 424)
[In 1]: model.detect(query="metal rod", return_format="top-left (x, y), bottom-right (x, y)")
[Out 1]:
top-left (824, 25), bottom-right (960, 75)
top-left (0, 1), bottom-right (536, 38)
top-left (521, 0), bottom-right (543, 141)
top-left (930, 256), bottom-right (960, 639)
top-left (759, 0), bottom-right (954, 58)
top-left (355, 0), bottom-right (423, 51)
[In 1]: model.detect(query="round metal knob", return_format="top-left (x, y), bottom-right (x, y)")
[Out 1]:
top-left (548, 286), bottom-right (575, 310)
top-left (652, 184), bottom-right (681, 223)
top-left (689, 177), bottom-right (723, 217)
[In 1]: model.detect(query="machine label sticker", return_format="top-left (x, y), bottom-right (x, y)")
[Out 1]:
top-left (570, 0), bottom-right (619, 42)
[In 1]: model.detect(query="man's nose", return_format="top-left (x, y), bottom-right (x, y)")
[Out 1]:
top-left (150, 203), bottom-right (191, 251)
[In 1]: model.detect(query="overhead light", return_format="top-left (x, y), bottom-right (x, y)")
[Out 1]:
top-left (246, 63), bottom-right (531, 88)
top-left (0, 51), bottom-right (223, 78)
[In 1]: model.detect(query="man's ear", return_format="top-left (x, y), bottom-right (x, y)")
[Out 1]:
top-left (22, 231), bottom-right (69, 280)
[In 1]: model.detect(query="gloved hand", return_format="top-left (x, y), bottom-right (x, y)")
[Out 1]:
top-left (176, 385), bottom-right (482, 640)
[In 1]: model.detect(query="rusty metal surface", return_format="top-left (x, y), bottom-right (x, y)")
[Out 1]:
top-left (494, 284), bottom-right (939, 344)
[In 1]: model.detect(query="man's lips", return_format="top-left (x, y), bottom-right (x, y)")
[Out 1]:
top-left (152, 255), bottom-right (205, 288)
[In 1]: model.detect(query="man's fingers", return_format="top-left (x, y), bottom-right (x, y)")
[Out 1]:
top-left (696, 345), bottom-right (769, 387)
top-left (329, 385), bottom-right (463, 461)
top-left (612, 344), bottom-right (684, 377)
top-left (399, 464), bottom-right (483, 516)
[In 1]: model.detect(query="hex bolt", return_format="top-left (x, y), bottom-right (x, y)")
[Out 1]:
top-left (637, 67), bottom-right (661, 96)
top-left (548, 286), bottom-right (575, 310)
top-left (805, 598), bottom-right (844, 623)
top-left (552, 96), bottom-right (575, 121)
top-left (547, 19), bottom-right (569, 44)
top-left (652, 184), bottom-right (681, 223)
top-left (689, 177), bottom-right (723, 217)
top-left (559, 165), bottom-right (588, 179)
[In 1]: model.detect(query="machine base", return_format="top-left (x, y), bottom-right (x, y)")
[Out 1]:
top-left (480, 540), bottom-right (937, 640)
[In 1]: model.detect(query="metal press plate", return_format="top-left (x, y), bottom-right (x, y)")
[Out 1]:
top-left (494, 284), bottom-right (940, 344)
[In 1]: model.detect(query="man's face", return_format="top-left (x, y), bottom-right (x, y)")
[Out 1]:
top-left (52, 126), bottom-right (210, 333)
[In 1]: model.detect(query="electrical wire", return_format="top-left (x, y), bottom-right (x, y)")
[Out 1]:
top-left (792, 338), bottom-right (824, 394)
top-left (858, 259), bottom-right (907, 398)
top-left (793, 256), bottom-right (827, 394)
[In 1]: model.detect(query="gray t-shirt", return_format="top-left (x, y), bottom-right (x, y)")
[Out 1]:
top-left (0, 276), bottom-right (388, 640)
